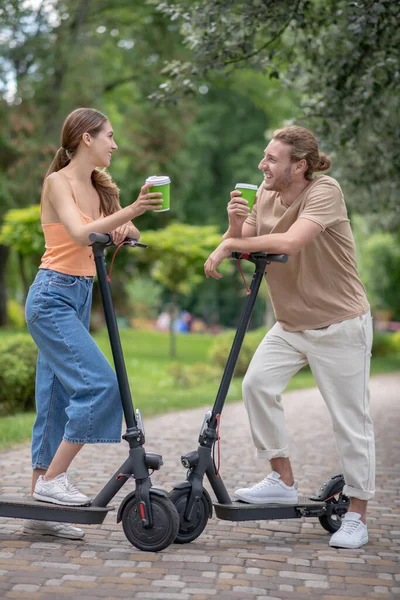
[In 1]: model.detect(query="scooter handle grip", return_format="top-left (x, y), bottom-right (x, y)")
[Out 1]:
top-left (89, 232), bottom-right (148, 248)
top-left (230, 251), bottom-right (288, 263)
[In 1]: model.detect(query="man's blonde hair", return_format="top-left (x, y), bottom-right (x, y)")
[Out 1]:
top-left (273, 125), bottom-right (331, 180)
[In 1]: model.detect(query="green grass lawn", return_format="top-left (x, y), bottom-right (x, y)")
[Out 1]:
top-left (0, 327), bottom-right (399, 450)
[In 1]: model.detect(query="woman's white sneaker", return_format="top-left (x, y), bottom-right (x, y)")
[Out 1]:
top-left (33, 473), bottom-right (91, 506)
top-left (234, 471), bottom-right (299, 504)
top-left (329, 512), bottom-right (368, 549)
top-left (23, 519), bottom-right (85, 539)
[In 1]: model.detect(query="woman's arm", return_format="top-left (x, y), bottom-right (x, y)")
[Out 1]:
top-left (44, 173), bottom-right (161, 246)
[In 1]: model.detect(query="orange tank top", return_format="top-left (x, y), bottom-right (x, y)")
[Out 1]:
top-left (39, 173), bottom-right (100, 277)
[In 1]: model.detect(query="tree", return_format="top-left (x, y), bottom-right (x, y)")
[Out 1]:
top-left (154, 0), bottom-right (400, 227)
top-left (0, 0), bottom-right (299, 329)
top-left (0, 0), bottom-right (198, 323)
top-left (0, 205), bottom-right (44, 300)
top-left (352, 215), bottom-right (400, 321)
top-left (136, 222), bottom-right (225, 357)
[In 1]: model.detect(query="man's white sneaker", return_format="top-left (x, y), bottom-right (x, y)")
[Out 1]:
top-left (234, 471), bottom-right (299, 505)
top-left (33, 473), bottom-right (91, 506)
top-left (329, 512), bottom-right (368, 549)
top-left (23, 519), bottom-right (85, 539)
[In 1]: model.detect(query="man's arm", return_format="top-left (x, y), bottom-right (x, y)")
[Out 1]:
top-left (204, 218), bottom-right (323, 279)
top-left (222, 222), bottom-right (256, 241)
top-left (224, 218), bottom-right (323, 256)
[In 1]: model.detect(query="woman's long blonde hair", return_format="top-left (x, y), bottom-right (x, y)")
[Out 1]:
top-left (45, 108), bottom-right (120, 215)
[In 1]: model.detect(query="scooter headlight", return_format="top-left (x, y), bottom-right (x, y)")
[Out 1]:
top-left (181, 451), bottom-right (199, 469)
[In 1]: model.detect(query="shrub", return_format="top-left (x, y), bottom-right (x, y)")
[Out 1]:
top-left (209, 327), bottom-right (267, 377)
top-left (371, 331), bottom-right (397, 357)
top-left (7, 299), bottom-right (26, 329)
top-left (391, 331), bottom-right (400, 353)
top-left (167, 362), bottom-right (221, 387)
top-left (0, 334), bottom-right (38, 415)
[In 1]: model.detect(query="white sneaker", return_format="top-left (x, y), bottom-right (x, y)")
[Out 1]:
top-left (329, 512), bottom-right (368, 549)
top-left (33, 473), bottom-right (91, 506)
top-left (234, 471), bottom-right (299, 505)
top-left (23, 519), bottom-right (85, 539)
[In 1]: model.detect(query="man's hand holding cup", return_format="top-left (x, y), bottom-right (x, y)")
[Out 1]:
top-left (228, 183), bottom-right (258, 229)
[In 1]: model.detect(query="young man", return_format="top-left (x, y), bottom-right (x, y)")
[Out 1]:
top-left (204, 125), bottom-right (374, 549)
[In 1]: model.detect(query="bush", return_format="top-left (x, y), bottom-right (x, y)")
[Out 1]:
top-left (167, 362), bottom-right (221, 387)
top-left (391, 331), bottom-right (400, 353)
top-left (0, 334), bottom-right (38, 415)
top-left (7, 299), bottom-right (26, 329)
top-left (209, 327), bottom-right (267, 377)
top-left (371, 331), bottom-right (397, 357)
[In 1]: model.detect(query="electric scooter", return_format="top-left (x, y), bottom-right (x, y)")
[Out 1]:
top-left (0, 233), bottom-right (179, 552)
top-left (169, 251), bottom-right (349, 543)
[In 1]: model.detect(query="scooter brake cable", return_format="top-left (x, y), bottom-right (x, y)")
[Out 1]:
top-left (213, 413), bottom-right (221, 475)
top-left (107, 241), bottom-right (131, 282)
top-left (237, 254), bottom-right (251, 295)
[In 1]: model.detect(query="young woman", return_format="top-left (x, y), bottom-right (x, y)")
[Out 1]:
top-left (24, 108), bottom-right (163, 539)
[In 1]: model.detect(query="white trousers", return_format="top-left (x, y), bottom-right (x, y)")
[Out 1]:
top-left (242, 312), bottom-right (375, 501)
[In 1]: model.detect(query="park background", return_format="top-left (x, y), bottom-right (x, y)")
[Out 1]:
top-left (0, 0), bottom-right (399, 448)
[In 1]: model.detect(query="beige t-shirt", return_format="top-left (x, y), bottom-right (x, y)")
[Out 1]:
top-left (245, 174), bottom-right (369, 331)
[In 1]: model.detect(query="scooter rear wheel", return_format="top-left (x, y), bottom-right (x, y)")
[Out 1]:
top-left (169, 487), bottom-right (211, 544)
top-left (121, 494), bottom-right (179, 552)
top-left (319, 493), bottom-right (349, 533)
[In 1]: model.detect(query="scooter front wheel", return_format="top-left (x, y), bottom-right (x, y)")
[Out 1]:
top-left (319, 493), bottom-right (350, 533)
top-left (121, 494), bottom-right (179, 552)
top-left (169, 487), bottom-right (212, 544)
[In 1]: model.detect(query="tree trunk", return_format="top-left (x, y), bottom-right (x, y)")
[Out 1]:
top-left (0, 245), bottom-right (10, 326)
top-left (18, 252), bottom-right (29, 301)
top-left (168, 296), bottom-right (179, 359)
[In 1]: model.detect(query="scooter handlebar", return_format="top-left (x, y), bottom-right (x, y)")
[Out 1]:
top-left (89, 232), bottom-right (112, 245)
top-left (231, 251), bottom-right (288, 263)
top-left (89, 232), bottom-right (148, 248)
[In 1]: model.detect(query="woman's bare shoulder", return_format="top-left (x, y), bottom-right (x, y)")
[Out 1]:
top-left (43, 171), bottom-right (72, 195)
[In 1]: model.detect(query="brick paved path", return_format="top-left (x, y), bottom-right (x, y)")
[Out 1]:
top-left (0, 373), bottom-right (399, 599)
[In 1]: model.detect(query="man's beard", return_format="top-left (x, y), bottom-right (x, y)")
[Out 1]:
top-left (264, 165), bottom-right (292, 191)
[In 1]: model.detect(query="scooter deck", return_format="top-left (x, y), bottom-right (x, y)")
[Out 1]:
top-left (0, 495), bottom-right (115, 524)
top-left (214, 497), bottom-right (328, 522)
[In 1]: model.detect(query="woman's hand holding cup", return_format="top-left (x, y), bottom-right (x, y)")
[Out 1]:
top-left (130, 183), bottom-right (163, 218)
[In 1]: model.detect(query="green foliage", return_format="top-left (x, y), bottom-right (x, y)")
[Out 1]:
top-left (0, 334), bottom-right (37, 415)
top-left (6, 299), bottom-right (25, 329)
top-left (139, 222), bottom-right (226, 295)
top-left (125, 275), bottom-right (163, 320)
top-left (0, 205), bottom-right (43, 257)
top-left (1, 0), bottom-right (298, 329)
top-left (392, 332), bottom-right (400, 354)
top-left (156, 0), bottom-right (400, 227)
top-left (372, 332), bottom-right (399, 357)
top-left (209, 326), bottom-right (266, 376)
top-left (363, 233), bottom-right (400, 320)
top-left (152, 0), bottom-right (311, 102)
top-left (167, 362), bottom-right (221, 387)
top-left (353, 215), bottom-right (400, 320)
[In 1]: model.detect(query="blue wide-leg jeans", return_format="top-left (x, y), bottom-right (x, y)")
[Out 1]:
top-left (25, 269), bottom-right (123, 470)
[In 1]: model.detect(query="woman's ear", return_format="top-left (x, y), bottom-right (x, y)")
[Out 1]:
top-left (82, 132), bottom-right (91, 147)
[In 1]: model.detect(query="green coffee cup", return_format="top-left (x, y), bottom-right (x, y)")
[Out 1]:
top-left (145, 175), bottom-right (171, 212)
top-left (235, 183), bottom-right (258, 212)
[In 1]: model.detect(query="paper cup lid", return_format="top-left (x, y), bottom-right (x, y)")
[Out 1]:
top-left (145, 175), bottom-right (171, 185)
top-left (235, 183), bottom-right (258, 190)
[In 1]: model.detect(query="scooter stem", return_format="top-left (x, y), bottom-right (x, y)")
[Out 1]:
top-left (208, 256), bottom-right (270, 429)
top-left (92, 245), bottom-right (136, 431)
